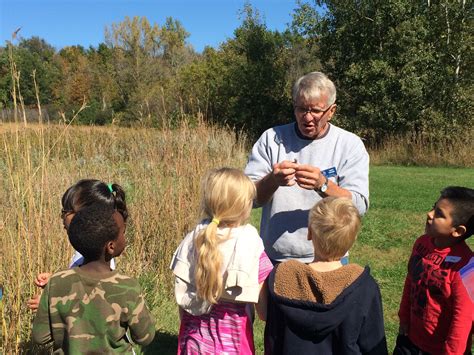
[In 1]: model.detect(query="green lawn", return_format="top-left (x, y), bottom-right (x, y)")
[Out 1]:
top-left (142, 165), bottom-right (474, 354)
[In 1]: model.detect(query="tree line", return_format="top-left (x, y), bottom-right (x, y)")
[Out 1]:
top-left (1, 1), bottom-right (471, 143)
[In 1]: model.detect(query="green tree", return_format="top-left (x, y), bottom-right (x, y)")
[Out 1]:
top-left (420, 1), bottom-right (473, 136)
top-left (178, 4), bottom-right (292, 137)
top-left (0, 47), bottom-right (11, 108)
top-left (293, 0), bottom-right (472, 142)
top-left (10, 37), bottom-right (59, 106)
top-left (104, 16), bottom-right (193, 125)
top-left (176, 46), bottom-right (231, 124)
top-left (105, 16), bottom-right (160, 122)
top-left (54, 46), bottom-right (92, 106)
top-left (160, 17), bottom-right (192, 74)
top-left (229, 5), bottom-right (292, 135)
top-left (85, 43), bottom-right (122, 123)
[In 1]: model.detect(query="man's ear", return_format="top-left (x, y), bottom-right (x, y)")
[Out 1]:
top-left (452, 225), bottom-right (467, 238)
top-left (327, 104), bottom-right (337, 122)
top-left (307, 229), bottom-right (313, 241)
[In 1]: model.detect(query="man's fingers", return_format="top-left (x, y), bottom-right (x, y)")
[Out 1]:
top-left (273, 162), bottom-right (300, 186)
top-left (295, 169), bottom-right (318, 178)
top-left (295, 163), bottom-right (315, 171)
top-left (284, 174), bottom-right (296, 182)
top-left (279, 160), bottom-right (299, 169)
top-left (279, 168), bottom-right (296, 176)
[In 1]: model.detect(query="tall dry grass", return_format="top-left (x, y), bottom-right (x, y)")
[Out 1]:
top-left (0, 119), bottom-right (248, 353)
top-left (369, 130), bottom-right (474, 167)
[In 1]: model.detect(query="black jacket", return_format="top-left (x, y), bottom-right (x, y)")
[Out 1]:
top-left (264, 261), bottom-right (388, 355)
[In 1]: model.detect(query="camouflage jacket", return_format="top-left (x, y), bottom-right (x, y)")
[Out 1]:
top-left (32, 267), bottom-right (155, 354)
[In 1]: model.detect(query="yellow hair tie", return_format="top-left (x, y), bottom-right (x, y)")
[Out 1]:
top-left (211, 218), bottom-right (220, 225)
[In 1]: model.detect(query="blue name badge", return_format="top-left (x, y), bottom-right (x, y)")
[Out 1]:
top-left (445, 255), bottom-right (462, 263)
top-left (322, 167), bottom-right (337, 178)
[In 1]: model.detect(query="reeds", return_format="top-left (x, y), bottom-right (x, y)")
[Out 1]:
top-left (0, 119), bottom-right (248, 353)
top-left (369, 131), bottom-right (474, 167)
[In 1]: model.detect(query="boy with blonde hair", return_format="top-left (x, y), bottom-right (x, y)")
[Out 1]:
top-left (265, 197), bottom-right (387, 354)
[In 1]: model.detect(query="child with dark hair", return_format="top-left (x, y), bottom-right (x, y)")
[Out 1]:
top-left (61, 179), bottom-right (128, 267)
top-left (32, 204), bottom-right (155, 353)
top-left (265, 197), bottom-right (387, 355)
top-left (396, 186), bottom-right (474, 355)
top-left (28, 179), bottom-right (128, 310)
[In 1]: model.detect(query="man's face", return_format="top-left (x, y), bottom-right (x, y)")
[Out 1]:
top-left (294, 95), bottom-right (336, 139)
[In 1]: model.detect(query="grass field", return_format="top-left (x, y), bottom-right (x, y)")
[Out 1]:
top-left (144, 165), bottom-right (474, 354)
top-left (1, 123), bottom-right (473, 353)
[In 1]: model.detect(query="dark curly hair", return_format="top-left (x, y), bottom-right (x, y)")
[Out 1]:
top-left (61, 179), bottom-right (128, 221)
top-left (67, 203), bottom-right (121, 261)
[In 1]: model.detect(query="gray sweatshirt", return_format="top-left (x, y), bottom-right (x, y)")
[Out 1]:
top-left (244, 123), bottom-right (369, 262)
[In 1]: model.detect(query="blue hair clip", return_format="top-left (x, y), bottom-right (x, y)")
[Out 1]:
top-left (107, 183), bottom-right (114, 193)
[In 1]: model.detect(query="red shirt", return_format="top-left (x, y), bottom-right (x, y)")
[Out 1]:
top-left (399, 235), bottom-right (473, 355)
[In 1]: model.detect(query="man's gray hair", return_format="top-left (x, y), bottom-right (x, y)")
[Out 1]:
top-left (292, 72), bottom-right (336, 107)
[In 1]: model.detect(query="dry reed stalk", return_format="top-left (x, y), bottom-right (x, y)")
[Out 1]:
top-left (14, 71), bottom-right (28, 126)
top-left (7, 41), bottom-right (18, 125)
top-left (1, 121), bottom-right (248, 353)
top-left (0, 64), bottom-right (88, 351)
top-left (32, 69), bottom-right (43, 124)
top-left (369, 130), bottom-right (474, 167)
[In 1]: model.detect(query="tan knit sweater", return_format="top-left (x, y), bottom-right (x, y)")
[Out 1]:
top-left (274, 259), bottom-right (364, 304)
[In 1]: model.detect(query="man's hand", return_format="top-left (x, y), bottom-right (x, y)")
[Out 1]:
top-left (271, 160), bottom-right (299, 187)
top-left (255, 160), bottom-right (299, 205)
top-left (294, 164), bottom-right (325, 190)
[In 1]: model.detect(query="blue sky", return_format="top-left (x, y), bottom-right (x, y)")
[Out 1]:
top-left (0, 0), bottom-right (300, 52)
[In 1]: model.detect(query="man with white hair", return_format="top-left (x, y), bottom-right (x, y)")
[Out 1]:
top-left (245, 71), bottom-right (369, 263)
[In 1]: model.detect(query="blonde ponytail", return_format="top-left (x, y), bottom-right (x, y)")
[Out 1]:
top-left (194, 221), bottom-right (223, 304)
top-left (193, 168), bottom-right (256, 305)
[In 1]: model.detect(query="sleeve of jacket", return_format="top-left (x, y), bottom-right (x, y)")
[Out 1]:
top-left (338, 136), bottom-right (370, 215)
top-left (244, 130), bottom-right (273, 182)
top-left (127, 282), bottom-right (156, 346)
top-left (398, 241), bottom-right (418, 327)
top-left (31, 282), bottom-right (53, 345)
top-left (358, 278), bottom-right (388, 355)
top-left (398, 275), bottom-right (412, 327)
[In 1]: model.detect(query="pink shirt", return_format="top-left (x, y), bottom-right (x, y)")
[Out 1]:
top-left (178, 252), bottom-right (273, 354)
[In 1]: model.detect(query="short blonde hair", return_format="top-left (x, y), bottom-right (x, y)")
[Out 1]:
top-left (308, 197), bottom-right (360, 261)
top-left (195, 168), bottom-right (256, 304)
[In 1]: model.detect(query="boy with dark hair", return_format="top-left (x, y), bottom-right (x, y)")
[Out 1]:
top-left (396, 186), bottom-right (474, 355)
top-left (265, 197), bottom-right (387, 354)
top-left (32, 203), bottom-right (155, 353)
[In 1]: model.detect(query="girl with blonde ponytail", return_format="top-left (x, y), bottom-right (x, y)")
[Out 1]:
top-left (171, 168), bottom-right (273, 354)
